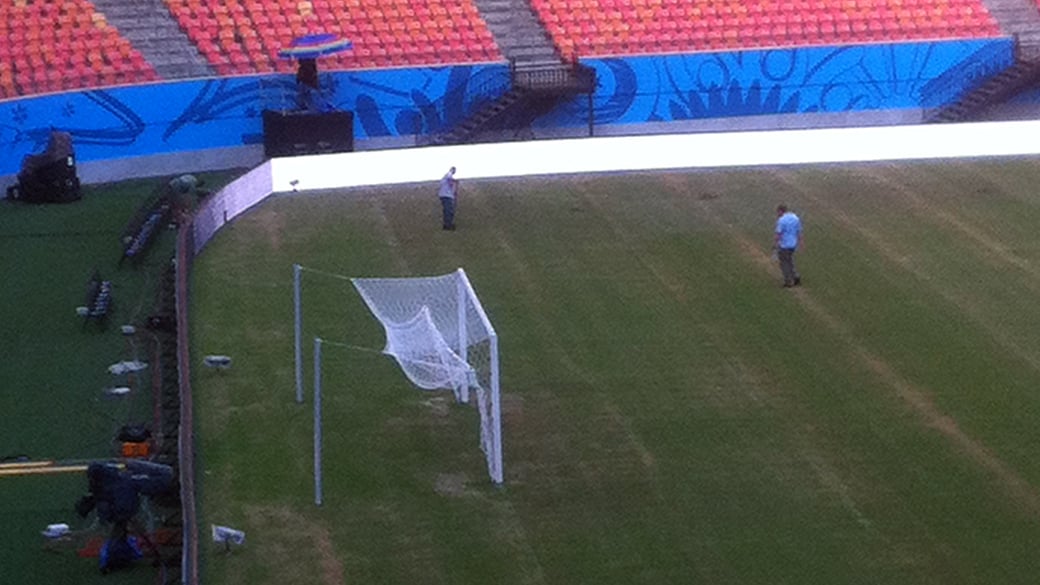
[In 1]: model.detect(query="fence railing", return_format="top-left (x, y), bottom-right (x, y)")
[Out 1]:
top-left (511, 60), bottom-right (596, 94)
top-left (918, 40), bottom-right (1015, 109)
top-left (177, 219), bottom-right (199, 585)
top-left (416, 67), bottom-right (513, 145)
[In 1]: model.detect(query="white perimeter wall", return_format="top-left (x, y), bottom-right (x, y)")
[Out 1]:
top-left (194, 120), bottom-right (1040, 252)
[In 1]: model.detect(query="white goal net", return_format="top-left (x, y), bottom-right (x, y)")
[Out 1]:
top-left (351, 268), bottom-right (503, 484)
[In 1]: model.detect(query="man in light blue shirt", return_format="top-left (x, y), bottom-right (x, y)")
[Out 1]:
top-left (774, 204), bottom-right (802, 287)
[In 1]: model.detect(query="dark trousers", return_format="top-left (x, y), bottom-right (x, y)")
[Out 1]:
top-left (778, 248), bottom-right (800, 285)
top-left (440, 197), bottom-right (455, 229)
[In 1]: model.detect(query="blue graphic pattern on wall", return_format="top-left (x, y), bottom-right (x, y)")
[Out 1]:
top-left (0, 64), bottom-right (509, 176)
top-left (0, 38), bottom-right (1012, 177)
top-left (541, 38), bottom-right (1011, 127)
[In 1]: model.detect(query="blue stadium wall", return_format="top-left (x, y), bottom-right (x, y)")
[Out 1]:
top-left (0, 38), bottom-right (1011, 177)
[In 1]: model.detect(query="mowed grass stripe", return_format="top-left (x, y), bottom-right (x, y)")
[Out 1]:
top-left (764, 164), bottom-right (1040, 491)
top-left (553, 168), bottom-right (1040, 578)
top-left (195, 163), bottom-right (1040, 585)
top-left (463, 182), bottom-right (852, 584)
top-left (744, 165), bottom-right (1040, 477)
top-left (460, 183), bottom-right (701, 582)
top-left (509, 174), bottom-right (1040, 578)
top-left (648, 168), bottom-right (1040, 578)
top-left (628, 170), bottom-right (994, 578)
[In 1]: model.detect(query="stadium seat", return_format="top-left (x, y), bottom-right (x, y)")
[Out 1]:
top-left (528, 0), bottom-right (1003, 57)
top-left (0, 0), bottom-right (157, 96)
top-left (166, 0), bottom-right (503, 72)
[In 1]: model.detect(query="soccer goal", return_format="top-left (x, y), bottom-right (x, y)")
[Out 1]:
top-left (295, 266), bottom-right (503, 486)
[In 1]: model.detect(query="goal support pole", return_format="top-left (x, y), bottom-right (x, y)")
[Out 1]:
top-left (490, 332), bottom-right (502, 484)
top-left (456, 268), bottom-right (503, 484)
top-left (456, 275), bottom-right (469, 403)
top-left (294, 263), bottom-right (304, 404)
top-left (314, 337), bottom-right (324, 506)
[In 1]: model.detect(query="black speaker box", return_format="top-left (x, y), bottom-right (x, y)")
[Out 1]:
top-left (8, 131), bottom-right (81, 203)
top-left (15, 157), bottom-right (81, 203)
top-left (262, 109), bottom-right (354, 158)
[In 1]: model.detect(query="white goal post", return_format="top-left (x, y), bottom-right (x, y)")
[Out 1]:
top-left (296, 266), bottom-right (503, 485)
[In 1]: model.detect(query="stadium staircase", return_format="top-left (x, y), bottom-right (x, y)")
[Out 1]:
top-left (431, 64), bottom-right (594, 144)
top-left (475, 0), bottom-right (562, 69)
top-left (91, 0), bottom-right (213, 79)
top-left (926, 57), bottom-right (1040, 121)
top-left (430, 62), bottom-right (595, 144)
top-left (433, 0), bottom-right (596, 144)
top-left (926, 0), bottom-right (1040, 122)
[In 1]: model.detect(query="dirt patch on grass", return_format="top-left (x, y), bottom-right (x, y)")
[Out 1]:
top-left (500, 392), bottom-right (523, 418)
top-left (252, 208), bottom-right (284, 252)
top-left (419, 394), bottom-right (451, 417)
top-left (241, 504), bottom-right (345, 585)
top-left (487, 499), bottom-right (549, 585)
top-left (602, 400), bottom-right (655, 470)
top-left (384, 394), bottom-right (453, 433)
top-left (433, 472), bottom-right (471, 497)
top-left (196, 366), bottom-right (233, 433)
top-left (372, 199), bottom-right (411, 274)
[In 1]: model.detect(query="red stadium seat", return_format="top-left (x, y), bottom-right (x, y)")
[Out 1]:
top-left (4, 0), bottom-right (1002, 92)
top-left (0, 0), bottom-right (158, 96)
top-left (523, 0), bottom-right (1001, 57)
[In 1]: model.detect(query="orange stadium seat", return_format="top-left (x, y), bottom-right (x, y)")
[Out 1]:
top-left (163, 0), bottom-right (502, 73)
top-left (528, 0), bottom-right (1003, 57)
top-left (0, 0), bottom-right (157, 96)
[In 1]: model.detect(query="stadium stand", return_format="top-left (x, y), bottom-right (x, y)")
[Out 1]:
top-left (0, 0), bottom-right (1011, 98)
top-left (163, 0), bottom-right (503, 75)
top-left (528, 0), bottom-right (1004, 59)
top-left (0, 0), bottom-right (158, 98)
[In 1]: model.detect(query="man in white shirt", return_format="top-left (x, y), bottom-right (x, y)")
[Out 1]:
top-left (438, 166), bottom-right (458, 230)
top-left (774, 203), bottom-right (802, 287)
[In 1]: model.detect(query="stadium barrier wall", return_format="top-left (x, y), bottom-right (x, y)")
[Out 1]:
top-left (192, 118), bottom-right (1040, 255)
top-left (265, 119), bottom-right (1040, 191)
top-left (0, 38), bottom-right (1014, 187)
top-left (193, 161), bottom-right (274, 251)
top-left (538, 38), bottom-right (1012, 129)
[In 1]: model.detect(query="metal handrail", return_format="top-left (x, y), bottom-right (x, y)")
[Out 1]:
top-left (919, 41), bottom-right (1014, 110)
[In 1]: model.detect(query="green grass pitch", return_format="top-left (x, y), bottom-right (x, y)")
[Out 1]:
top-left (189, 157), bottom-right (1040, 584)
top-left (0, 179), bottom-right (176, 584)
top-left (0, 172), bottom-right (236, 584)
